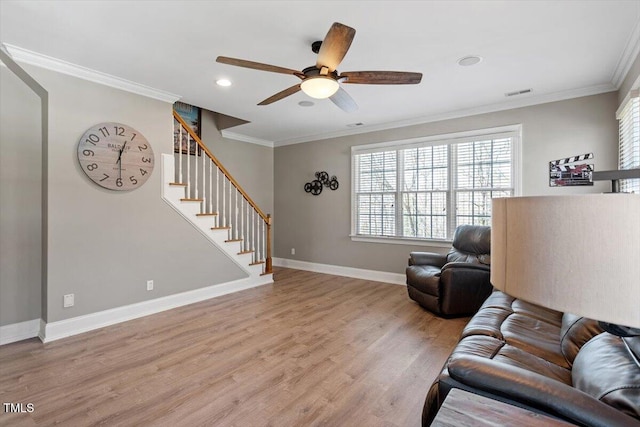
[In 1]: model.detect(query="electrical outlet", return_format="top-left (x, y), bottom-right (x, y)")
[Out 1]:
top-left (291, 248), bottom-right (295, 255)
top-left (147, 280), bottom-right (154, 291)
top-left (63, 294), bottom-right (74, 308)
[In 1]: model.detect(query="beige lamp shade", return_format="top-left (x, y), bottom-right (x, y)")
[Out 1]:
top-left (491, 194), bottom-right (640, 329)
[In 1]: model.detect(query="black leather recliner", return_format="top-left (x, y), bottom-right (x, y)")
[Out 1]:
top-left (406, 225), bottom-right (493, 317)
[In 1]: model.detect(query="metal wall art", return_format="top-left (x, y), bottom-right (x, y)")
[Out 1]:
top-left (304, 171), bottom-right (339, 196)
top-left (549, 153), bottom-right (594, 187)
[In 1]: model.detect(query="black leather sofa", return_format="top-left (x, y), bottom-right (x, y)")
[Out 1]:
top-left (424, 291), bottom-right (640, 426)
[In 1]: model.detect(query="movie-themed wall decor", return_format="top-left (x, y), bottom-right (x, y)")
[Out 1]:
top-left (173, 101), bottom-right (202, 156)
top-left (549, 153), bottom-right (594, 187)
top-left (304, 171), bottom-right (339, 196)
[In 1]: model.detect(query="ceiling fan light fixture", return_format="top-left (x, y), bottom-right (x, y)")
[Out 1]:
top-left (300, 76), bottom-right (339, 99)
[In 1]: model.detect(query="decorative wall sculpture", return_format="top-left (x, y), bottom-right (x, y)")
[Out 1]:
top-left (304, 171), bottom-right (339, 196)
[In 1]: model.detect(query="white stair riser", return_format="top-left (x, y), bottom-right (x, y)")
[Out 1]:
top-left (178, 202), bottom-right (202, 216)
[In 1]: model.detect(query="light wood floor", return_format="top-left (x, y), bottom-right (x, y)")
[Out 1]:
top-left (0, 268), bottom-right (467, 427)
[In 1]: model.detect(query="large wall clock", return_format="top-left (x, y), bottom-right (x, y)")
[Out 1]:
top-left (77, 122), bottom-right (154, 191)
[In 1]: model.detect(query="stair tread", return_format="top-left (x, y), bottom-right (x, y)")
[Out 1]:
top-left (211, 226), bottom-right (231, 230)
top-left (169, 182), bottom-right (187, 186)
top-left (249, 261), bottom-right (265, 266)
top-left (225, 238), bottom-right (243, 243)
top-left (238, 250), bottom-right (254, 255)
top-left (196, 212), bottom-right (218, 216)
top-left (181, 198), bottom-right (204, 202)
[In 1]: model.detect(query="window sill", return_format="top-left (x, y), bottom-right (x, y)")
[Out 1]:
top-left (349, 234), bottom-right (453, 248)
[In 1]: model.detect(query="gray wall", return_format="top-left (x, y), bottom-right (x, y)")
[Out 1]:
top-left (22, 65), bottom-right (246, 323)
top-left (0, 64), bottom-right (42, 326)
top-left (274, 92), bottom-right (620, 274)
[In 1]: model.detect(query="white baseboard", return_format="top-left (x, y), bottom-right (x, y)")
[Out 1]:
top-left (273, 258), bottom-right (406, 285)
top-left (0, 319), bottom-right (41, 345)
top-left (41, 274), bottom-right (273, 343)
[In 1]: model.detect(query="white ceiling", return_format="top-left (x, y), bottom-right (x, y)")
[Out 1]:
top-left (1, 1), bottom-right (639, 146)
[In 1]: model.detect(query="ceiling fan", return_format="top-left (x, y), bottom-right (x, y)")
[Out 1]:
top-left (216, 22), bottom-right (422, 113)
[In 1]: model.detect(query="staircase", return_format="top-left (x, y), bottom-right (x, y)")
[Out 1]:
top-left (162, 111), bottom-right (272, 282)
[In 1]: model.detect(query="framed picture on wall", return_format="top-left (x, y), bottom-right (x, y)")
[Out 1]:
top-left (173, 101), bottom-right (202, 156)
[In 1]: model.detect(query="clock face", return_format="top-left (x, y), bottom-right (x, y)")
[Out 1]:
top-left (77, 122), bottom-right (154, 191)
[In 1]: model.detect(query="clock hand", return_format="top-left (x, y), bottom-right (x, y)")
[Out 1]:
top-left (117, 141), bottom-right (127, 180)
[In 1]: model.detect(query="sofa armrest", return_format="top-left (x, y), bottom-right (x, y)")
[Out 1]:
top-left (408, 251), bottom-right (447, 267)
top-left (448, 355), bottom-right (640, 427)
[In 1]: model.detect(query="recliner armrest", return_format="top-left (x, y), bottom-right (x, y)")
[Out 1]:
top-left (408, 251), bottom-right (447, 267)
top-left (441, 261), bottom-right (490, 272)
top-left (448, 355), bottom-right (640, 427)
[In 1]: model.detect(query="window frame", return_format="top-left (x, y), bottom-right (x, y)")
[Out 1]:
top-left (350, 124), bottom-right (522, 245)
top-left (617, 89), bottom-right (640, 194)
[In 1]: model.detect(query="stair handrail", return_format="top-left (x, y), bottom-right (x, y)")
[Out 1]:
top-left (173, 110), bottom-right (272, 273)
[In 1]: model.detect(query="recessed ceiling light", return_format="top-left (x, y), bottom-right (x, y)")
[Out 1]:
top-left (298, 101), bottom-right (314, 107)
top-left (458, 56), bottom-right (483, 67)
top-left (216, 79), bottom-right (232, 87)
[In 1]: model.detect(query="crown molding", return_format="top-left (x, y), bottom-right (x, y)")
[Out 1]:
top-left (611, 19), bottom-right (640, 89)
top-left (2, 43), bottom-right (181, 103)
top-left (221, 130), bottom-right (274, 147)
top-left (271, 83), bottom-right (616, 147)
top-left (3, 43), bottom-right (624, 149)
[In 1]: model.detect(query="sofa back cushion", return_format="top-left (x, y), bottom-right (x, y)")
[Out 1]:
top-left (572, 333), bottom-right (640, 420)
top-left (560, 313), bottom-right (604, 365)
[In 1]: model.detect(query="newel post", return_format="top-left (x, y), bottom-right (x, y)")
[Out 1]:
top-left (265, 214), bottom-right (273, 274)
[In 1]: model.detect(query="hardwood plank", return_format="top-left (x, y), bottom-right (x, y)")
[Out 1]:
top-left (0, 268), bottom-right (465, 426)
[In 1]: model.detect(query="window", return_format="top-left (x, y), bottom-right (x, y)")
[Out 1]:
top-left (618, 90), bottom-right (640, 194)
top-left (352, 126), bottom-right (520, 243)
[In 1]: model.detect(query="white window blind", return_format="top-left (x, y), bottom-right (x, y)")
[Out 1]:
top-left (352, 126), bottom-right (520, 242)
top-left (618, 90), bottom-right (640, 194)
top-left (356, 151), bottom-right (397, 236)
top-left (453, 138), bottom-right (513, 228)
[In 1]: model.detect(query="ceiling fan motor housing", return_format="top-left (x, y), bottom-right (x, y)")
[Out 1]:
top-left (302, 66), bottom-right (339, 80)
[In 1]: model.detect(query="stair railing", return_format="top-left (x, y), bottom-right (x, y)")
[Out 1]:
top-left (173, 111), bottom-right (272, 274)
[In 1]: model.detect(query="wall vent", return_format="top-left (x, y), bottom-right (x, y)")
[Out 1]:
top-left (505, 88), bottom-right (533, 97)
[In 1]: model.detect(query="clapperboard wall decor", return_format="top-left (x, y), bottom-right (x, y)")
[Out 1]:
top-left (549, 153), bottom-right (594, 187)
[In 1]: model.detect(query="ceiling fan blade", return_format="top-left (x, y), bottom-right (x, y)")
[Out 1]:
top-left (316, 22), bottom-right (356, 72)
top-left (217, 56), bottom-right (303, 78)
top-left (330, 87), bottom-right (358, 113)
top-left (341, 71), bottom-right (423, 85)
top-left (258, 84), bottom-right (301, 105)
